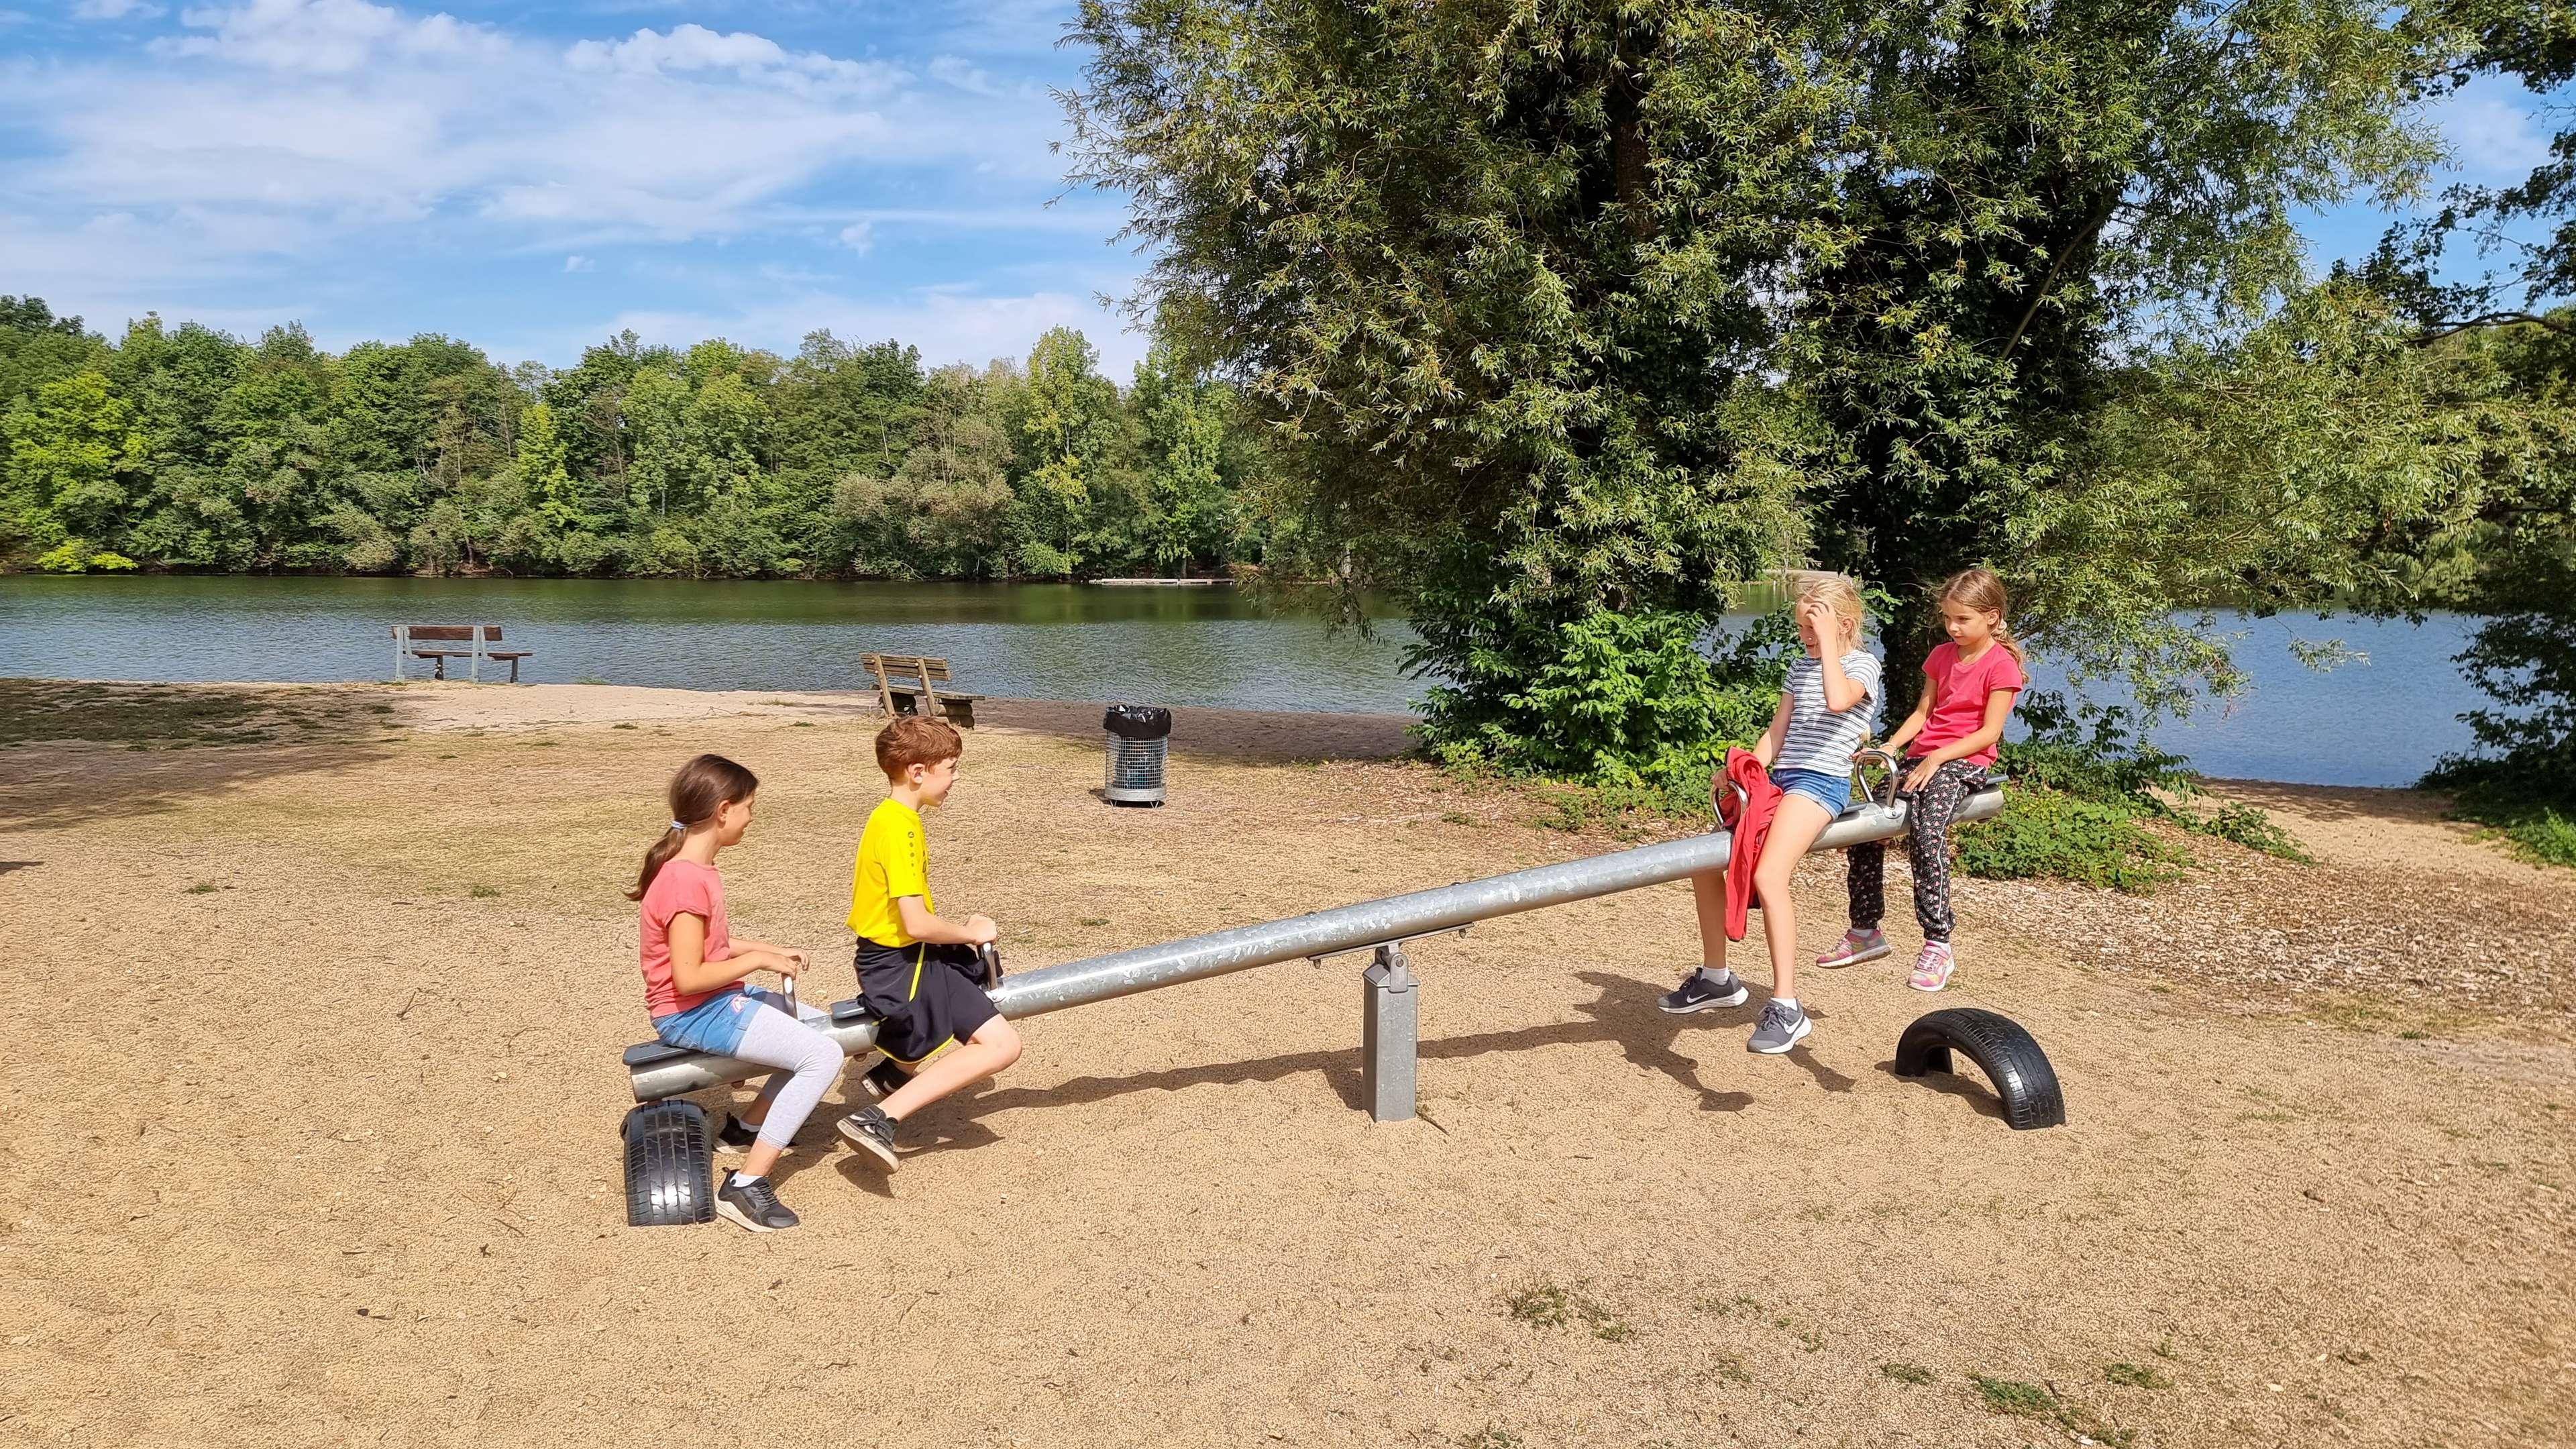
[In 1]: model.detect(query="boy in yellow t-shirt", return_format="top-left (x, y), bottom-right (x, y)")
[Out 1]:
top-left (833, 716), bottom-right (1022, 1173)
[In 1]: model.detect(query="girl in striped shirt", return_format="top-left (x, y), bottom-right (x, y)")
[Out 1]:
top-left (1660, 574), bottom-right (1882, 1054)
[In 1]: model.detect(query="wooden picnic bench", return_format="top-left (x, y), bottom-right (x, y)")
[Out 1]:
top-left (392, 625), bottom-right (533, 683)
top-left (861, 653), bottom-right (983, 729)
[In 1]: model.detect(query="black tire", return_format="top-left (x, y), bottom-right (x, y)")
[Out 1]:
top-left (623, 1100), bottom-right (715, 1225)
top-left (1892, 1008), bottom-right (2065, 1130)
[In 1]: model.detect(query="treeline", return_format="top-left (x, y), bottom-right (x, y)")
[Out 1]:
top-left (0, 295), bottom-right (1273, 579)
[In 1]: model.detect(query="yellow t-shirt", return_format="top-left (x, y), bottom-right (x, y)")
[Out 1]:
top-left (848, 798), bottom-right (934, 947)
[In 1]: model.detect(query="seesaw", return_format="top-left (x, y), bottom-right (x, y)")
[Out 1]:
top-left (616, 765), bottom-right (2063, 1224)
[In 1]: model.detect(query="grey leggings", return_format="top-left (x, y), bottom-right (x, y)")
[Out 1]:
top-left (732, 993), bottom-right (845, 1150)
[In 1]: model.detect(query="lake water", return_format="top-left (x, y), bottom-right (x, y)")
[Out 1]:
top-left (0, 575), bottom-right (2487, 787)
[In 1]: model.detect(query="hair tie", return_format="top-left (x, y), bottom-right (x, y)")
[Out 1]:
top-left (668, 818), bottom-right (688, 832)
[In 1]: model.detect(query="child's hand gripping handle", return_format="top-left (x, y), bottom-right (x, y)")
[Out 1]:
top-left (975, 943), bottom-right (1003, 990)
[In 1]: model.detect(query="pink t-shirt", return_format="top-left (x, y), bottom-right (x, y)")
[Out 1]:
top-left (638, 858), bottom-right (737, 1018)
top-left (1913, 641), bottom-right (2027, 768)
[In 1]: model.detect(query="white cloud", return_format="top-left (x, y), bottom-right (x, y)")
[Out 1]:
top-left (838, 221), bottom-right (875, 255)
top-left (72, 0), bottom-right (166, 19)
top-left (7, 0), bottom-right (1063, 255)
top-left (564, 254), bottom-right (594, 272)
top-left (2432, 76), bottom-right (2562, 184)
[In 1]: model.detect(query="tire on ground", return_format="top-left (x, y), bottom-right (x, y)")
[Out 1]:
top-left (1892, 1007), bottom-right (2065, 1130)
top-left (623, 1099), bottom-right (715, 1225)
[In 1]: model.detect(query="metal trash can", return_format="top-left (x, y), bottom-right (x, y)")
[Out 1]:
top-left (1102, 704), bottom-right (1171, 807)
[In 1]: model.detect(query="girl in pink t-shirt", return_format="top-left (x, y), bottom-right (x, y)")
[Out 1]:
top-left (629, 753), bottom-right (843, 1233)
top-left (1817, 568), bottom-right (2027, 991)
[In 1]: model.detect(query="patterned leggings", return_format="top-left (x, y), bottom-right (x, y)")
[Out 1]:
top-left (1847, 757), bottom-right (1988, 943)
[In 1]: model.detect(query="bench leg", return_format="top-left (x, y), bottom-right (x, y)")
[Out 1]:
top-left (506, 658), bottom-right (521, 684)
top-left (430, 656), bottom-right (447, 680)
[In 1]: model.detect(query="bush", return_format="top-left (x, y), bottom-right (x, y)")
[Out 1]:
top-left (1955, 787), bottom-right (2188, 893)
top-left (2422, 610), bottom-right (2576, 869)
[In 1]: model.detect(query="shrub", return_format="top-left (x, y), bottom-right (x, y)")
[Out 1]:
top-left (1955, 786), bottom-right (2188, 893)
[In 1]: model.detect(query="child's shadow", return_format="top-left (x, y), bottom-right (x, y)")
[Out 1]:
top-left (1566, 971), bottom-right (1756, 1114)
top-left (1870, 1057), bottom-right (2004, 1120)
top-left (761, 1081), bottom-right (1010, 1198)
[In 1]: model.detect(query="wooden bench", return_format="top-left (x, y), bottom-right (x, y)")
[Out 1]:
top-left (861, 652), bottom-right (983, 728)
top-left (392, 625), bottom-right (533, 683)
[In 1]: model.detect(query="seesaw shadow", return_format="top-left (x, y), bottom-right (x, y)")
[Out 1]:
top-left (1873, 1058), bottom-right (2006, 1121)
top-left (947, 968), bottom-right (1760, 1122)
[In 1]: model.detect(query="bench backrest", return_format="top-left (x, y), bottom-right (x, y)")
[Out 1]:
top-left (861, 652), bottom-right (952, 684)
top-left (396, 625), bottom-right (503, 642)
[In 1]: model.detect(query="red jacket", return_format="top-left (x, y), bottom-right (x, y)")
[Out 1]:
top-left (1717, 749), bottom-right (1782, 942)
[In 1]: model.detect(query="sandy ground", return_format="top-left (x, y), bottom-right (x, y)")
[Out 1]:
top-left (1, 682), bottom-right (2570, 1449)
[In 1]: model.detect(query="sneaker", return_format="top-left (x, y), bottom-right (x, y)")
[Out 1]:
top-left (713, 1112), bottom-right (761, 1157)
top-left (835, 1105), bottom-right (901, 1173)
top-left (1815, 928), bottom-right (1890, 969)
top-left (1746, 999), bottom-right (1812, 1055)
top-left (714, 1173), bottom-right (798, 1232)
top-left (858, 1058), bottom-right (912, 1102)
top-left (1658, 968), bottom-right (1750, 1014)
top-left (1908, 941), bottom-right (1955, 992)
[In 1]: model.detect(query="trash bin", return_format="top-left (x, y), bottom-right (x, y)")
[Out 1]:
top-left (1102, 704), bottom-right (1171, 807)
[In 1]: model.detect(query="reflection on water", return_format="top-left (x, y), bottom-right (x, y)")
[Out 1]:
top-left (0, 576), bottom-right (2487, 786)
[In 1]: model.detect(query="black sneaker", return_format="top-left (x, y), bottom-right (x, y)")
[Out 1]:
top-left (714, 1173), bottom-right (798, 1232)
top-left (835, 1105), bottom-right (901, 1173)
top-left (713, 1112), bottom-right (761, 1157)
top-left (859, 1059), bottom-right (912, 1102)
top-left (1658, 968), bottom-right (1750, 1014)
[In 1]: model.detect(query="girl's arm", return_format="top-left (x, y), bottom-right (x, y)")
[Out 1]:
top-left (1880, 687), bottom-right (1935, 757)
top-left (666, 912), bottom-right (804, 996)
top-left (1752, 692), bottom-right (1792, 769)
top-left (1902, 688), bottom-right (2018, 788)
top-left (896, 896), bottom-right (1000, 947)
top-left (1815, 647), bottom-right (1868, 714)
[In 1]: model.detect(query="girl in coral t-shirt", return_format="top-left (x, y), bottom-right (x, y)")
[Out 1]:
top-left (1817, 568), bottom-right (2027, 991)
top-left (631, 753), bottom-right (842, 1233)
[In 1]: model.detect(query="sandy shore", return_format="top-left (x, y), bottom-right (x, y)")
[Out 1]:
top-left (1, 680), bottom-right (2569, 1448)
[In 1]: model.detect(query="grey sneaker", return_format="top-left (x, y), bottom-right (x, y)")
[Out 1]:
top-left (1746, 999), bottom-right (1812, 1054)
top-left (714, 1173), bottom-right (798, 1232)
top-left (1658, 968), bottom-right (1750, 1014)
top-left (835, 1105), bottom-right (901, 1173)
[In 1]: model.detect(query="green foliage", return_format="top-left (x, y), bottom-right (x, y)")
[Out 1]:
top-left (2104, 1362), bottom-right (2172, 1390)
top-left (0, 300), bottom-right (1273, 580)
top-left (1879, 1362), bottom-right (1935, 1385)
top-left (1417, 606), bottom-right (1793, 791)
top-left (1955, 787), bottom-right (2189, 894)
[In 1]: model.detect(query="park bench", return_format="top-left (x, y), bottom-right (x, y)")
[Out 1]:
top-left (392, 624), bottom-right (533, 683)
top-left (862, 652), bottom-right (983, 728)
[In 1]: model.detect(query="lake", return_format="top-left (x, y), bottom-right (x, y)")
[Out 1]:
top-left (0, 575), bottom-right (2487, 788)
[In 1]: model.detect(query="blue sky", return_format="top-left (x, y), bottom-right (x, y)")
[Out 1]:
top-left (0, 0), bottom-right (2565, 376)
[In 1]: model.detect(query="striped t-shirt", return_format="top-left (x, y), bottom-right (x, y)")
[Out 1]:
top-left (1774, 649), bottom-right (1882, 775)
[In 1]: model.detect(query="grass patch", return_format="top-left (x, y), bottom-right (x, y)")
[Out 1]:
top-left (1956, 787), bottom-right (2188, 893)
top-left (1454, 1427), bottom-right (1520, 1449)
top-left (2454, 799), bottom-right (2576, 868)
top-left (1968, 1373), bottom-right (2138, 1446)
top-left (1079, 916), bottom-right (1110, 926)
top-left (184, 881), bottom-right (218, 894)
top-left (611, 722), bottom-right (638, 731)
top-left (2104, 1362), bottom-right (2171, 1389)
top-left (1501, 1278), bottom-right (1632, 1342)
top-left (468, 885), bottom-right (500, 899)
top-left (1880, 1362), bottom-right (1935, 1385)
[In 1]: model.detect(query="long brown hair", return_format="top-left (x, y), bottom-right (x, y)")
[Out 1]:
top-left (1939, 566), bottom-right (2026, 665)
top-left (625, 753), bottom-right (760, 901)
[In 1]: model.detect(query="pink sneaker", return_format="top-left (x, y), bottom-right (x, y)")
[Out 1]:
top-left (1907, 941), bottom-right (1955, 992)
top-left (1816, 928), bottom-right (1891, 968)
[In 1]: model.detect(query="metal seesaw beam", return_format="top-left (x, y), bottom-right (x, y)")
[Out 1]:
top-left (625, 784), bottom-right (2004, 1105)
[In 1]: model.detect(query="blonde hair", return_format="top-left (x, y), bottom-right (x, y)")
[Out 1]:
top-left (1792, 571), bottom-right (1867, 650)
top-left (1938, 566), bottom-right (2026, 665)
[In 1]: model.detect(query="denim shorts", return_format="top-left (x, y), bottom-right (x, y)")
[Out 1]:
top-left (651, 985), bottom-right (787, 1057)
top-left (1770, 766), bottom-right (1852, 814)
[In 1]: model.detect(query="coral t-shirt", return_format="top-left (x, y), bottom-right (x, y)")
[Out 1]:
top-left (639, 858), bottom-right (737, 1018)
top-left (1913, 641), bottom-right (2027, 768)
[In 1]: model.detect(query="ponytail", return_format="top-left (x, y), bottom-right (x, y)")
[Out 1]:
top-left (1937, 566), bottom-right (2025, 665)
top-left (625, 753), bottom-right (761, 901)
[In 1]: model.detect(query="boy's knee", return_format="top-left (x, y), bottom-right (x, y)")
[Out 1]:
top-left (976, 1016), bottom-right (1022, 1067)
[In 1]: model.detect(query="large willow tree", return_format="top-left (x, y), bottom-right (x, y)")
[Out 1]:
top-left (1066, 0), bottom-right (2440, 769)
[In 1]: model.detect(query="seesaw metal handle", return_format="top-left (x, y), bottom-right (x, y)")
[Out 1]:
top-left (1850, 747), bottom-right (1903, 810)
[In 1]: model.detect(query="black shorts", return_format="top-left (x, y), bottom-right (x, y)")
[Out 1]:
top-left (853, 939), bottom-right (1000, 1067)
